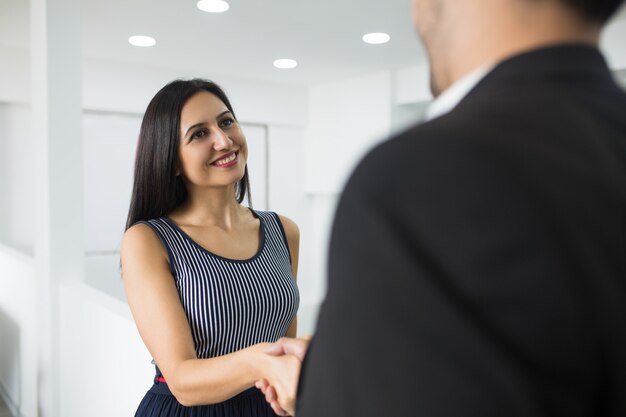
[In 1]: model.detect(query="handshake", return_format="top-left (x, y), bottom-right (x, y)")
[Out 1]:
top-left (255, 336), bottom-right (311, 416)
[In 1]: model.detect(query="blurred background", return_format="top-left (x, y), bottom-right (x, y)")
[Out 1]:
top-left (0, 0), bottom-right (625, 416)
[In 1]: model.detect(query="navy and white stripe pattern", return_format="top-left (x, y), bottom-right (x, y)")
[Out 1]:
top-left (141, 210), bottom-right (299, 359)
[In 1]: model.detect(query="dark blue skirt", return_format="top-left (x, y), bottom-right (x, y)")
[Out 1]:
top-left (134, 381), bottom-right (279, 417)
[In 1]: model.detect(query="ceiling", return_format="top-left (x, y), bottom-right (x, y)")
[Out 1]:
top-left (0, 0), bottom-right (427, 86)
top-left (1, 0), bottom-right (625, 87)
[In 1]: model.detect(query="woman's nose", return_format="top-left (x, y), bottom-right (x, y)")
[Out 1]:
top-left (212, 128), bottom-right (233, 151)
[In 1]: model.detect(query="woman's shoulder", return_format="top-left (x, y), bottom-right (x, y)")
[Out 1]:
top-left (121, 221), bottom-right (167, 257)
top-left (252, 210), bottom-right (299, 238)
top-left (252, 209), bottom-right (300, 242)
top-left (276, 214), bottom-right (299, 239)
top-left (124, 221), bottom-right (156, 237)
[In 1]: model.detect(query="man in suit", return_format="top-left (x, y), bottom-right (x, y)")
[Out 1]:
top-left (259, 0), bottom-right (626, 415)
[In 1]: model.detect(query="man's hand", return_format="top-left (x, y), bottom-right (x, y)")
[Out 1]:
top-left (256, 336), bottom-right (312, 416)
top-left (264, 336), bottom-right (311, 361)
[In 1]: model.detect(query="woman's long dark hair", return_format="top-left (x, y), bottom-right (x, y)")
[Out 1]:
top-left (125, 79), bottom-right (251, 230)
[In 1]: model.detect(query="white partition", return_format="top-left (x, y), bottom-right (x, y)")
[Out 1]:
top-left (242, 124), bottom-right (268, 210)
top-left (59, 283), bottom-right (153, 417)
top-left (304, 71), bottom-right (392, 194)
top-left (0, 102), bottom-right (36, 255)
top-left (0, 245), bottom-right (37, 417)
top-left (82, 112), bottom-right (140, 253)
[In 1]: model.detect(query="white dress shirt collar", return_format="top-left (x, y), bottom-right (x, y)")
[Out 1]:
top-left (424, 64), bottom-right (494, 122)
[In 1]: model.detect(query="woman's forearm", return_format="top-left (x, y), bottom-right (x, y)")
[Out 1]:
top-left (166, 343), bottom-right (272, 406)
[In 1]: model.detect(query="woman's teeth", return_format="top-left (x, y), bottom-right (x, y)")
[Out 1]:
top-left (214, 153), bottom-right (236, 166)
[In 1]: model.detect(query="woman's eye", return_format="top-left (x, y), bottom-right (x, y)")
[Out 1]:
top-left (220, 118), bottom-right (235, 128)
top-left (191, 129), bottom-right (207, 140)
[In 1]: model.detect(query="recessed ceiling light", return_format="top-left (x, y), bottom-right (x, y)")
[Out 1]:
top-left (362, 32), bottom-right (391, 45)
top-left (128, 35), bottom-right (156, 47)
top-left (197, 0), bottom-right (230, 13)
top-left (273, 59), bottom-right (298, 69)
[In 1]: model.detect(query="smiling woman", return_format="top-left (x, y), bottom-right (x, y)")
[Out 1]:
top-left (121, 79), bottom-right (303, 416)
top-left (176, 92), bottom-right (248, 190)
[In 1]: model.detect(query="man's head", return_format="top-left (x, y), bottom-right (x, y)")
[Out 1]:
top-left (412, 0), bottom-right (625, 96)
top-left (560, 0), bottom-right (624, 23)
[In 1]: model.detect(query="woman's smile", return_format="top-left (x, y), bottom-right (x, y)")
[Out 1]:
top-left (211, 151), bottom-right (239, 168)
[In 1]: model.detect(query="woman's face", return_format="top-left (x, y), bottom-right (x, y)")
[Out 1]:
top-left (177, 91), bottom-right (248, 191)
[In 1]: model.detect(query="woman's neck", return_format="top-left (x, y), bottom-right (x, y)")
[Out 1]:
top-left (170, 185), bottom-right (247, 230)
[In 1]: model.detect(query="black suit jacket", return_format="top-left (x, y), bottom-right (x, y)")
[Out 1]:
top-left (297, 45), bottom-right (626, 417)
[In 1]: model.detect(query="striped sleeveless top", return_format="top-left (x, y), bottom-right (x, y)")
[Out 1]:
top-left (141, 209), bottom-right (299, 359)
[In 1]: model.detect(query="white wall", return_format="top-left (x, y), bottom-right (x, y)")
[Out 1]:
top-left (304, 71), bottom-right (392, 194)
top-left (394, 63), bottom-right (432, 105)
top-left (82, 112), bottom-right (140, 254)
top-left (601, 19), bottom-right (626, 70)
top-left (59, 284), bottom-right (153, 417)
top-left (299, 71), bottom-right (393, 320)
top-left (0, 245), bottom-right (37, 417)
top-left (390, 63), bottom-right (432, 134)
top-left (0, 45), bottom-right (29, 104)
top-left (266, 125), bottom-right (320, 332)
top-left (81, 58), bottom-right (308, 127)
top-left (0, 102), bottom-right (36, 255)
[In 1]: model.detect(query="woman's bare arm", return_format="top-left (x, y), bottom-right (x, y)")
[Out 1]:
top-left (279, 215), bottom-right (300, 338)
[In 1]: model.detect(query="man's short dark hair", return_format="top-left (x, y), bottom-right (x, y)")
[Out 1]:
top-left (561, 0), bottom-right (624, 23)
